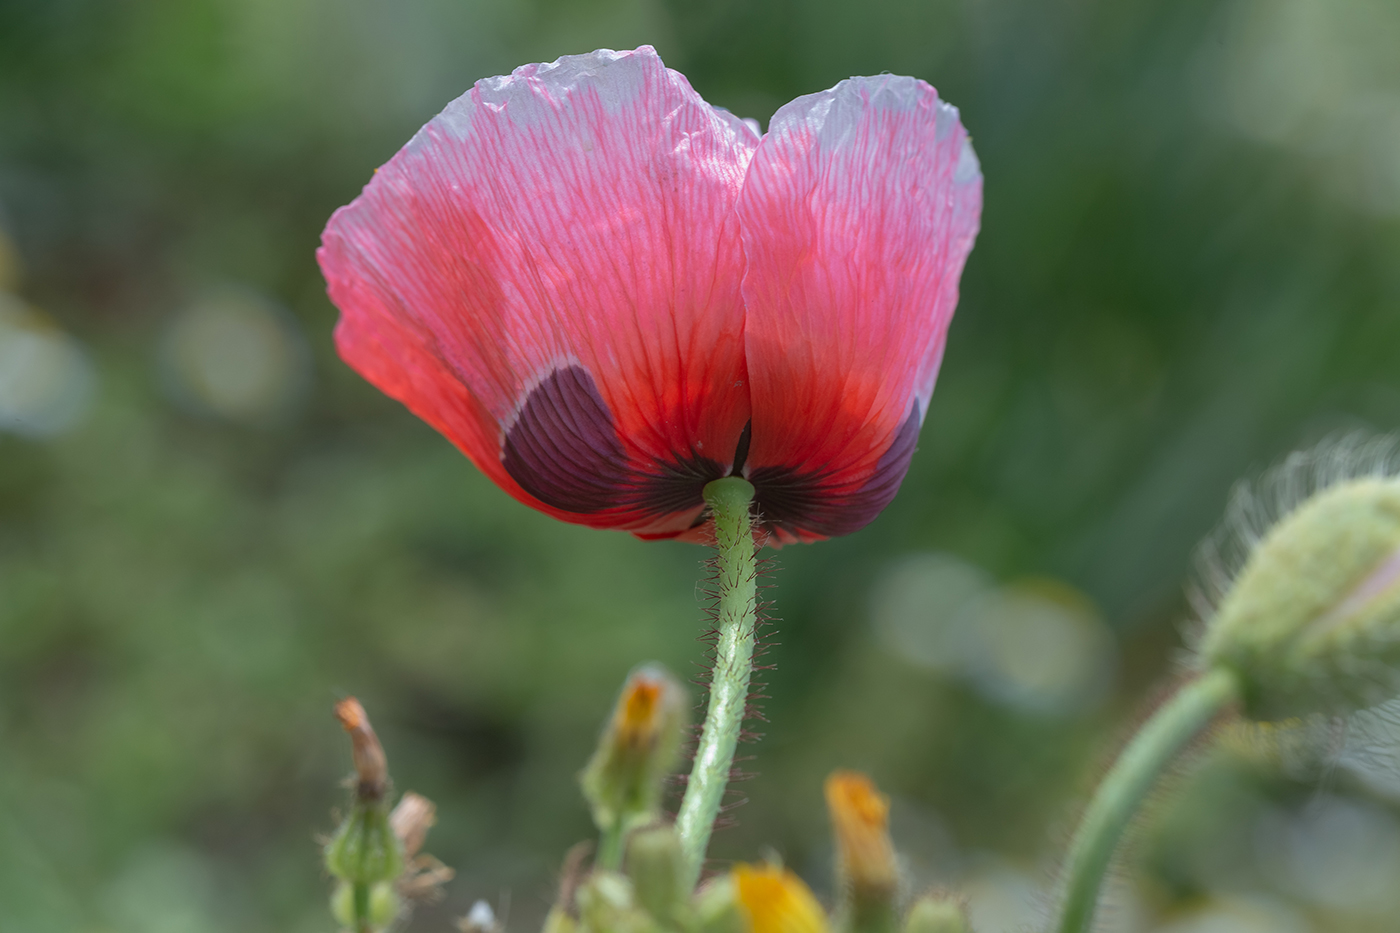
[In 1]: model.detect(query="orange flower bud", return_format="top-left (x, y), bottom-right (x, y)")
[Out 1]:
top-left (733, 864), bottom-right (831, 933)
top-left (825, 771), bottom-right (897, 896)
top-left (580, 664), bottom-right (686, 839)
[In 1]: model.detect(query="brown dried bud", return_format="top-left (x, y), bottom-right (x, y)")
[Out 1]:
top-left (390, 791), bottom-right (436, 860)
top-left (335, 696), bottom-right (388, 801)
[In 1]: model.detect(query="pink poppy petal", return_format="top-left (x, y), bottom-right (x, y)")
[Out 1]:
top-left (319, 46), bottom-right (756, 536)
top-left (738, 74), bottom-right (982, 542)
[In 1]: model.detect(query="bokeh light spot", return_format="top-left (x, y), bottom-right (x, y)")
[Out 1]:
top-left (160, 287), bottom-right (309, 424)
top-left (0, 294), bottom-right (95, 438)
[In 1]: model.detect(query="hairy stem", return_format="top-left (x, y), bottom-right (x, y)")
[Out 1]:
top-left (1056, 667), bottom-right (1240, 933)
top-left (675, 477), bottom-right (759, 890)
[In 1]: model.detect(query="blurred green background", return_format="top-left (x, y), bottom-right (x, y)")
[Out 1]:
top-left (2, 0), bottom-right (1400, 931)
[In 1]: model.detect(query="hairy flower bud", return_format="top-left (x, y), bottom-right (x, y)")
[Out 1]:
top-left (733, 864), bottom-right (831, 933)
top-left (694, 876), bottom-right (747, 933)
top-left (325, 804), bottom-right (404, 886)
top-left (325, 698), bottom-right (405, 889)
top-left (541, 906), bottom-right (579, 933)
top-left (626, 825), bottom-right (687, 924)
top-left (903, 895), bottom-right (971, 933)
top-left (580, 665), bottom-right (686, 837)
top-left (331, 881), bottom-right (399, 930)
top-left (1199, 476), bottom-right (1400, 719)
top-left (576, 871), bottom-right (660, 933)
top-left (826, 771), bottom-right (898, 895)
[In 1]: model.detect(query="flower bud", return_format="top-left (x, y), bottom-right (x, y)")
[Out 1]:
top-left (732, 864), bottom-right (831, 933)
top-left (576, 871), bottom-right (660, 933)
top-left (331, 880), bottom-right (400, 931)
top-left (541, 906), bottom-right (579, 933)
top-left (626, 825), bottom-right (687, 924)
top-left (693, 876), bottom-right (747, 933)
top-left (325, 804), bottom-right (404, 886)
top-left (825, 771), bottom-right (898, 897)
top-left (1199, 477), bottom-right (1400, 719)
top-left (580, 665), bottom-right (686, 835)
top-left (903, 895), bottom-right (971, 933)
top-left (325, 698), bottom-right (405, 886)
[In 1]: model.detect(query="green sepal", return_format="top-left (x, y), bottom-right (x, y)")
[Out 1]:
top-left (324, 801), bottom-right (405, 885)
top-left (903, 896), bottom-right (971, 933)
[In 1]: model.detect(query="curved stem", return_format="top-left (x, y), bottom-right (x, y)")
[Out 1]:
top-left (1056, 666), bottom-right (1240, 933)
top-left (675, 478), bottom-right (759, 890)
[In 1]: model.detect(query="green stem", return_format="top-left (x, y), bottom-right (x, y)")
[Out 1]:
top-left (850, 895), bottom-right (898, 933)
top-left (1056, 666), bottom-right (1240, 933)
top-left (675, 477), bottom-right (759, 890)
top-left (598, 817), bottom-right (626, 872)
top-left (353, 880), bottom-right (371, 933)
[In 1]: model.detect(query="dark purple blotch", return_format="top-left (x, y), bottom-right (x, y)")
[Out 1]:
top-left (502, 365), bottom-right (724, 515)
top-left (503, 365), bottom-right (921, 535)
top-left (749, 402), bottom-right (921, 538)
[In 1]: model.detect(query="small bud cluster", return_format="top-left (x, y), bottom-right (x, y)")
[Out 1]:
top-left (538, 769), bottom-right (972, 933)
top-left (551, 664), bottom-right (974, 933)
top-left (321, 666), bottom-right (978, 933)
top-left (324, 697), bottom-right (453, 933)
top-left (313, 437), bottom-right (1400, 933)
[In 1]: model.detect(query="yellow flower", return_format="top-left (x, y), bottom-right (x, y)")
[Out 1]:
top-left (733, 864), bottom-right (831, 933)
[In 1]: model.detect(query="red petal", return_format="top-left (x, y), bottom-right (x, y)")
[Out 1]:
top-left (738, 75), bottom-right (982, 542)
top-left (319, 47), bottom-right (755, 536)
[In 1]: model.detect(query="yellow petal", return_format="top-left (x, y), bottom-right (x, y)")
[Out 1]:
top-left (733, 864), bottom-right (830, 933)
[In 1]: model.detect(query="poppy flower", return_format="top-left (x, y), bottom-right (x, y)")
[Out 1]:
top-left (319, 46), bottom-right (981, 544)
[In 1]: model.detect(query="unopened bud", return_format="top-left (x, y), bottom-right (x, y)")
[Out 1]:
top-left (576, 871), bottom-right (659, 933)
top-left (325, 797), bottom-right (405, 886)
top-left (903, 895), bottom-right (971, 933)
top-left (331, 880), bottom-right (400, 931)
top-left (825, 771), bottom-right (898, 896)
top-left (626, 825), bottom-right (687, 924)
top-left (581, 665), bottom-right (686, 835)
top-left (1199, 477), bottom-right (1400, 718)
top-left (694, 876), bottom-right (747, 933)
top-left (325, 699), bottom-right (405, 886)
top-left (541, 906), bottom-right (579, 933)
top-left (732, 864), bottom-right (832, 933)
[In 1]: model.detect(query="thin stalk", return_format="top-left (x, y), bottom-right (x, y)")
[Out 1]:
top-left (1056, 666), bottom-right (1240, 933)
top-left (849, 895), bottom-right (898, 933)
top-left (675, 477), bottom-right (759, 890)
top-left (353, 881), bottom-right (371, 933)
top-left (598, 817), bottom-right (626, 872)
